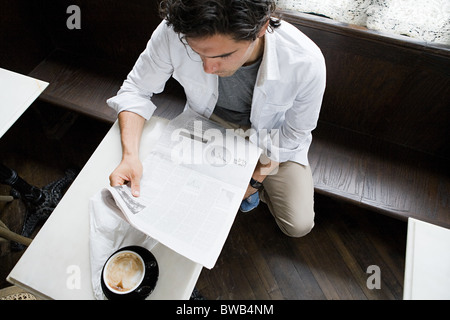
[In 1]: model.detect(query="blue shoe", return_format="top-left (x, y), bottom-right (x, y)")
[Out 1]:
top-left (240, 192), bottom-right (260, 213)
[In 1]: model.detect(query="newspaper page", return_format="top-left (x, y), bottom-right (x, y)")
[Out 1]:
top-left (105, 109), bottom-right (261, 269)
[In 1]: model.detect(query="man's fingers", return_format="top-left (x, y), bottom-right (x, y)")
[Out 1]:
top-left (110, 175), bottom-right (140, 197)
top-left (130, 181), bottom-right (141, 197)
top-left (109, 174), bottom-right (124, 187)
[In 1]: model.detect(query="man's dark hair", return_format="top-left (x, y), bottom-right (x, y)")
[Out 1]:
top-left (159, 0), bottom-right (281, 41)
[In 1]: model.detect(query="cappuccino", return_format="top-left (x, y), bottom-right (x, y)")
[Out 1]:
top-left (104, 250), bottom-right (145, 294)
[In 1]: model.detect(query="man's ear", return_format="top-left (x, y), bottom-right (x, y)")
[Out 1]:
top-left (258, 19), bottom-right (271, 38)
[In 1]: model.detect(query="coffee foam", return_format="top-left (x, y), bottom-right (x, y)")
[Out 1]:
top-left (104, 251), bottom-right (144, 293)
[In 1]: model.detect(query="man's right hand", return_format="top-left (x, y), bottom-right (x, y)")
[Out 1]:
top-left (109, 155), bottom-right (143, 197)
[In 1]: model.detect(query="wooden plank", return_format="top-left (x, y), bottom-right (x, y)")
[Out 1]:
top-left (29, 50), bottom-right (127, 124)
top-left (310, 122), bottom-right (449, 228)
top-left (310, 123), bottom-right (366, 204)
top-left (29, 50), bottom-right (187, 124)
top-left (361, 138), bottom-right (449, 228)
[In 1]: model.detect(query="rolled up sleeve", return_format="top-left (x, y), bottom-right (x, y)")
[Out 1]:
top-left (107, 21), bottom-right (174, 120)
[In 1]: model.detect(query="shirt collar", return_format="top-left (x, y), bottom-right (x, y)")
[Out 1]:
top-left (256, 30), bottom-right (280, 87)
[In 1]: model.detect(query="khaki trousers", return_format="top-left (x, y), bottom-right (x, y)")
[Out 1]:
top-left (210, 114), bottom-right (315, 237)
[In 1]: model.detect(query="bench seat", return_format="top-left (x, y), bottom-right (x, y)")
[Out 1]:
top-left (310, 122), bottom-right (449, 228)
top-left (29, 50), bottom-right (186, 123)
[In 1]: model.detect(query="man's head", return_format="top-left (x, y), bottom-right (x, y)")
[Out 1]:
top-left (159, 0), bottom-right (280, 41)
top-left (159, 0), bottom-right (280, 76)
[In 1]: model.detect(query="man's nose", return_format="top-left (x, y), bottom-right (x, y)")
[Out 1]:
top-left (202, 58), bottom-right (218, 74)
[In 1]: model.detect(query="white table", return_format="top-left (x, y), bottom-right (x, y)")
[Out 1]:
top-left (403, 218), bottom-right (450, 300)
top-left (0, 68), bottom-right (48, 138)
top-left (7, 116), bottom-right (203, 299)
top-left (0, 68), bottom-right (48, 243)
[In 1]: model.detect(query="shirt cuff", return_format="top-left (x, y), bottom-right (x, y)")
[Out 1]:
top-left (106, 93), bottom-right (156, 120)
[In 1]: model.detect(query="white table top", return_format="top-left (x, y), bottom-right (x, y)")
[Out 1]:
top-left (0, 68), bottom-right (48, 138)
top-left (7, 116), bottom-right (203, 299)
top-left (403, 218), bottom-right (450, 300)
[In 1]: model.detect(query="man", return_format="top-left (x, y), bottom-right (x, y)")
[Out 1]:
top-left (107, 0), bottom-right (326, 237)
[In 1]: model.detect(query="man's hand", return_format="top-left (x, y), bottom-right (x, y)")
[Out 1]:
top-left (109, 155), bottom-right (143, 197)
top-left (242, 156), bottom-right (280, 200)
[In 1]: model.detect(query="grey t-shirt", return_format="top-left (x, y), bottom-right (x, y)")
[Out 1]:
top-left (213, 58), bottom-right (262, 126)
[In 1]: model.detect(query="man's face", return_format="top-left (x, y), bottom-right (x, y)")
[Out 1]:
top-left (186, 34), bottom-right (260, 77)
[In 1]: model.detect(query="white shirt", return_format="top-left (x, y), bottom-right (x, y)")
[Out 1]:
top-left (107, 20), bottom-right (326, 165)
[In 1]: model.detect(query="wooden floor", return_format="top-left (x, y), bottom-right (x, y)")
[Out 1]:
top-left (196, 195), bottom-right (406, 300)
top-left (0, 102), bottom-right (407, 299)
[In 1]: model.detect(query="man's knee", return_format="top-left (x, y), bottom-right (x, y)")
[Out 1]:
top-left (273, 205), bottom-right (315, 238)
top-left (261, 161), bottom-right (315, 237)
top-left (278, 217), bottom-right (314, 238)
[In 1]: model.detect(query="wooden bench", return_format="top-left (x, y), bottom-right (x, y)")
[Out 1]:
top-left (2, 1), bottom-right (449, 228)
top-left (279, 10), bottom-right (450, 228)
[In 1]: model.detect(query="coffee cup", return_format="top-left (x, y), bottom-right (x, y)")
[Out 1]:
top-left (101, 246), bottom-right (158, 300)
top-left (103, 250), bottom-right (145, 294)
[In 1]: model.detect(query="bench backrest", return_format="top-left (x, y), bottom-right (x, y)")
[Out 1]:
top-left (281, 11), bottom-right (450, 159)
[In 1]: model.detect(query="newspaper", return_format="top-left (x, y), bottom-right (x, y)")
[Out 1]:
top-left (104, 109), bottom-right (261, 269)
